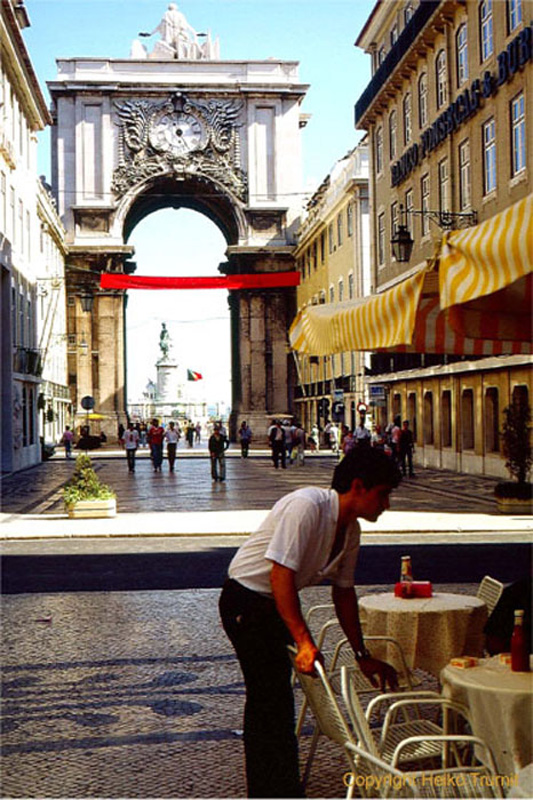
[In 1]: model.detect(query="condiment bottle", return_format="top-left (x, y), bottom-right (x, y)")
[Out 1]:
top-left (511, 609), bottom-right (530, 672)
top-left (400, 555), bottom-right (413, 597)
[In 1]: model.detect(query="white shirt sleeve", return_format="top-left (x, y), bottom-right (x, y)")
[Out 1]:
top-left (264, 496), bottom-right (321, 573)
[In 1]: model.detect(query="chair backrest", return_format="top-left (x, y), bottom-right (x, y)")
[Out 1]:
top-left (477, 575), bottom-right (504, 616)
top-left (340, 665), bottom-right (381, 758)
top-left (288, 647), bottom-right (353, 748)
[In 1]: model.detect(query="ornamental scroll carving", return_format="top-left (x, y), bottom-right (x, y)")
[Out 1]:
top-left (111, 93), bottom-right (247, 201)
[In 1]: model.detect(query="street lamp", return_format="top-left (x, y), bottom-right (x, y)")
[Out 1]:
top-left (79, 290), bottom-right (94, 313)
top-left (391, 205), bottom-right (477, 263)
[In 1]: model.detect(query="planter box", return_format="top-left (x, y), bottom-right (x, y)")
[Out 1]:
top-left (66, 498), bottom-right (117, 519)
top-left (496, 496), bottom-right (533, 515)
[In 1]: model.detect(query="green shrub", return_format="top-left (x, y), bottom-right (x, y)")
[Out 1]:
top-left (63, 453), bottom-right (116, 506)
top-left (501, 401), bottom-right (532, 484)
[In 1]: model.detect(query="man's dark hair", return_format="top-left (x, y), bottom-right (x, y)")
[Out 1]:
top-left (332, 447), bottom-right (401, 493)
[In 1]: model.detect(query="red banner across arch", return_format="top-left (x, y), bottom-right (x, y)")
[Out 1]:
top-left (100, 272), bottom-right (300, 291)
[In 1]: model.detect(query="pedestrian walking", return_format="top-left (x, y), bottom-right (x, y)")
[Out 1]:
top-left (292, 423), bottom-right (306, 466)
top-left (268, 419), bottom-right (286, 469)
top-left (60, 425), bottom-right (74, 459)
top-left (208, 424), bottom-right (229, 481)
top-left (195, 422), bottom-right (202, 443)
top-left (354, 418), bottom-right (371, 448)
top-left (122, 422), bottom-right (139, 472)
top-left (164, 421), bottom-right (180, 472)
top-left (398, 419), bottom-right (415, 477)
top-left (147, 418), bottom-right (165, 472)
top-left (238, 420), bottom-right (252, 457)
top-left (219, 447), bottom-right (401, 798)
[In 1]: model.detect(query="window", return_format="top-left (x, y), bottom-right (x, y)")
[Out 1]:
top-left (389, 111), bottom-right (397, 160)
top-left (485, 388), bottom-right (500, 453)
top-left (480, 0), bottom-right (494, 62)
top-left (391, 201), bottom-right (399, 239)
top-left (424, 392), bottom-right (434, 445)
top-left (0, 171), bottom-right (5, 232)
top-left (403, 94), bottom-right (412, 144)
top-left (378, 46), bottom-right (387, 66)
top-left (461, 389), bottom-right (475, 450)
top-left (511, 92), bottom-right (526, 177)
top-left (418, 73), bottom-right (428, 128)
top-left (347, 203), bottom-right (354, 237)
top-left (508, 0), bottom-right (522, 32)
top-left (404, 2), bottom-right (414, 25)
top-left (338, 278), bottom-right (344, 302)
top-left (436, 50), bottom-right (448, 109)
top-left (329, 285), bottom-right (335, 303)
top-left (390, 24), bottom-right (399, 46)
top-left (459, 139), bottom-right (471, 210)
top-left (441, 390), bottom-right (452, 447)
top-left (377, 213), bottom-right (385, 266)
top-left (438, 158), bottom-right (450, 213)
top-left (320, 232), bottom-right (325, 262)
top-left (319, 290), bottom-right (326, 305)
top-left (408, 393), bottom-right (417, 441)
top-left (405, 188), bottom-right (414, 232)
top-left (376, 126), bottom-right (384, 174)
top-left (421, 174), bottom-right (430, 236)
top-left (456, 24), bottom-right (469, 86)
top-left (483, 118), bottom-right (497, 194)
top-left (313, 241), bottom-right (318, 270)
top-left (22, 387), bottom-right (28, 447)
top-left (348, 272), bottom-right (354, 300)
top-left (337, 213), bottom-right (343, 246)
top-left (328, 223), bottom-right (334, 254)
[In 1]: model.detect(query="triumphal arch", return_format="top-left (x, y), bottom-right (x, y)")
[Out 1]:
top-left (49, 6), bottom-right (308, 437)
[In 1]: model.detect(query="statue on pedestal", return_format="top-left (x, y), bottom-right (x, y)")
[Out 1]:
top-left (159, 322), bottom-right (171, 359)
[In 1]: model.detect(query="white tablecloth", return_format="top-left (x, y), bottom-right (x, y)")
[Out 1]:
top-left (441, 656), bottom-right (533, 779)
top-left (359, 592), bottom-right (487, 676)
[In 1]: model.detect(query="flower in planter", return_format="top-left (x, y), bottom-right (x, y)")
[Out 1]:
top-left (63, 453), bottom-right (116, 507)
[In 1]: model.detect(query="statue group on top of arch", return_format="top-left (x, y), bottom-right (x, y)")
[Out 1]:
top-left (131, 3), bottom-right (220, 61)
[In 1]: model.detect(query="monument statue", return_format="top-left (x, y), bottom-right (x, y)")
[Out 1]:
top-left (159, 322), bottom-right (171, 358)
top-left (135, 4), bottom-right (220, 60)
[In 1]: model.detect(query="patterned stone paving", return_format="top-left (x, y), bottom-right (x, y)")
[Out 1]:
top-left (1, 448), bottom-right (500, 516)
top-left (1, 584), bottom-right (476, 799)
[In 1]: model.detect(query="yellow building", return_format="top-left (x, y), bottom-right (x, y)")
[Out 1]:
top-left (293, 141), bottom-right (370, 435)
top-left (354, 0), bottom-right (532, 477)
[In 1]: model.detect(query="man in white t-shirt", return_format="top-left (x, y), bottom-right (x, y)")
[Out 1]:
top-left (219, 448), bottom-right (401, 798)
top-left (121, 422), bottom-right (140, 473)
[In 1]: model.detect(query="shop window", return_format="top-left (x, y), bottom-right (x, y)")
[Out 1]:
top-left (424, 391), bottom-right (434, 445)
top-left (393, 393), bottom-right (402, 421)
top-left (512, 384), bottom-right (529, 409)
top-left (441, 390), bottom-right (452, 448)
top-left (462, 388), bottom-right (475, 450)
top-left (408, 392), bottom-right (417, 442)
top-left (485, 387), bottom-right (500, 453)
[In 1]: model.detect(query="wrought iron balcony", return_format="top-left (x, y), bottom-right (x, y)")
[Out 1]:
top-left (355, 1), bottom-right (440, 126)
top-left (13, 347), bottom-right (43, 377)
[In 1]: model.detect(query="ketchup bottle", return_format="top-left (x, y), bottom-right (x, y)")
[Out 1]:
top-left (511, 609), bottom-right (530, 672)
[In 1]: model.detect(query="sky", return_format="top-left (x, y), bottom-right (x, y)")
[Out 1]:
top-left (23, 0), bottom-right (375, 410)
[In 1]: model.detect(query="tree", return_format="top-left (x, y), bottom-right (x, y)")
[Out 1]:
top-left (501, 400), bottom-right (532, 485)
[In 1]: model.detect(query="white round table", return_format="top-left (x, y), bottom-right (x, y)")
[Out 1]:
top-left (441, 656), bottom-right (533, 778)
top-left (359, 592), bottom-right (487, 676)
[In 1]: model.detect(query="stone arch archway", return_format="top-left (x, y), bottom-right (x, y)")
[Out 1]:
top-left (50, 55), bottom-right (307, 437)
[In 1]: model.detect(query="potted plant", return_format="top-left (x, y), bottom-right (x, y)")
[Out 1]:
top-left (63, 453), bottom-right (117, 519)
top-left (494, 400), bottom-right (532, 514)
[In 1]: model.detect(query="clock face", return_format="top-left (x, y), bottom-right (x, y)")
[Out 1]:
top-left (149, 111), bottom-right (207, 155)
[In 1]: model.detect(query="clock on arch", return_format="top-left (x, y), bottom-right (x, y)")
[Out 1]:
top-left (149, 109), bottom-right (208, 155)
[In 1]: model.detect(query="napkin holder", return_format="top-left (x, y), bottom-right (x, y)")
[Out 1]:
top-left (394, 581), bottom-right (433, 598)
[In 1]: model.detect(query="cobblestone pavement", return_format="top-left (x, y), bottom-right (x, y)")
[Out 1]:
top-left (3, 582), bottom-right (484, 800)
top-left (1, 445), bottom-right (501, 516)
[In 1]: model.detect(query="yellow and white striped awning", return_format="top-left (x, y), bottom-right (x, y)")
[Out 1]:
top-left (289, 193), bottom-right (533, 357)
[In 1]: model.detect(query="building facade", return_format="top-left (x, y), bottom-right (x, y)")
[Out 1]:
top-left (293, 142), bottom-right (371, 435)
top-left (355, 0), bottom-right (532, 477)
top-left (0, 0), bottom-right (66, 473)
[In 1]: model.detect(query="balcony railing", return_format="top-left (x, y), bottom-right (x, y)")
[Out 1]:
top-left (13, 347), bottom-right (43, 377)
top-left (354, 0), bottom-right (440, 126)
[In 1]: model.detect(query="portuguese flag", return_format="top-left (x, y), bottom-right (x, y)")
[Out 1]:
top-left (187, 370), bottom-right (203, 381)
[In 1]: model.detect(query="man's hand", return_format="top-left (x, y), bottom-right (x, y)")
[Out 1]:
top-left (295, 640), bottom-right (322, 675)
top-left (358, 656), bottom-right (399, 691)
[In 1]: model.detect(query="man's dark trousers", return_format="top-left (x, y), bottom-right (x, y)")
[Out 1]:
top-left (219, 579), bottom-right (303, 798)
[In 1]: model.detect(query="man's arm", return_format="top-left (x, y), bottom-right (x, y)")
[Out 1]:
top-left (270, 562), bottom-right (319, 675)
top-left (332, 585), bottom-right (398, 691)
